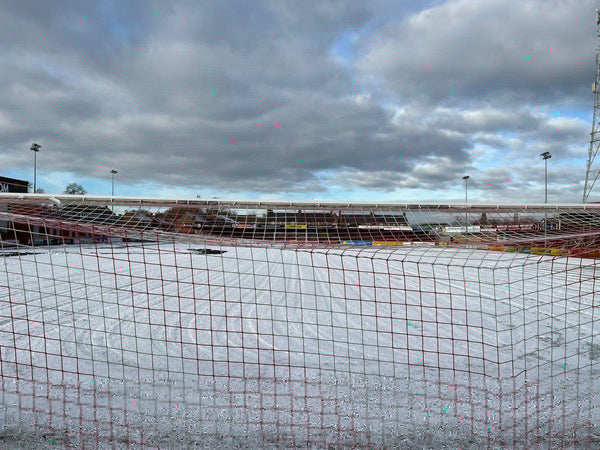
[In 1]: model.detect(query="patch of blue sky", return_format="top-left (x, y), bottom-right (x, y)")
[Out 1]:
top-left (2, 168), bottom-right (84, 194)
top-left (311, 171), bottom-right (464, 203)
top-left (470, 138), bottom-right (517, 168)
top-left (3, 168), bottom-right (34, 187)
top-left (539, 104), bottom-right (592, 122)
top-left (107, 21), bottom-right (131, 43)
top-left (136, 182), bottom-right (217, 200)
top-left (331, 31), bottom-right (358, 66)
top-left (4, 162), bottom-right (468, 203)
top-left (329, 2), bottom-right (419, 68)
top-left (35, 171), bottom-right (115, 196)
top-left (98, 1), bottom-right (140, 44)
top-left (0, 167), bottom-right (206, 199)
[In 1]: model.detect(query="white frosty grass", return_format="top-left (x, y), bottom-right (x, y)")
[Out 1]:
top-left (0, 242), bottom-right (599, 447)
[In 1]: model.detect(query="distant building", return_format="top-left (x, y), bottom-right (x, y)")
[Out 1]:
top-left (0, 176), bottom-right (29, 193)
top-left (0, 176), bottom-right (30, 244)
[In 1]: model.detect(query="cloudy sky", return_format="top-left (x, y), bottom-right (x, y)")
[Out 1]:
top-left (1, 0), bottom-right (598, 202)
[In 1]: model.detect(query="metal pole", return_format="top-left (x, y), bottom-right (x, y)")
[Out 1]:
top-left (110, 170), bottom-right (118, 197)
top-left (540, 152), bottom-right (551, 203)
top-left (540, 152), bottom-right (551, 248)
top-left (462, 175), bottom-right (470, 235)
top-left (544, 158), bottom-right (547, 204)
top-left (545, 159), bottom-right (547, 248)
top-left (30, 143), bottom-right (41, 193)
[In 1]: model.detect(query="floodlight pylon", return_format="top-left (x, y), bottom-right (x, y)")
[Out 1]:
top-left (583, 10), bottom-right (600, 202)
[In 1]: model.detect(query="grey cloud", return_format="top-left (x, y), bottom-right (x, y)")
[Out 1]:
top-left (269, 0), bottom-right (371, 41)
top-left (484, 166), bottom-right (583, 203)
top-left (1, 0), bottom-right (474, 193)
top-left (358, 0), bottom-right (597, 106)
top-left (332, 156), bottom-right (471, 193)
top-left (48, 93), bottom-right (470, 191)
top-left (539, 118), bottom-right (588, 148)
top-left (0, 0), bottom-right (594, 201)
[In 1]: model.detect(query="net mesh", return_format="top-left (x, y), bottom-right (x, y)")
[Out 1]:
top-left (0, 194), bottom-right (599, 448)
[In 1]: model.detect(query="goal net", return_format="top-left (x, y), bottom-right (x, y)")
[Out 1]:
top-left (0, 194), bottom-right (599, 447)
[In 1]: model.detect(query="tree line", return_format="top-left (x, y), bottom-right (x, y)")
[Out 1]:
top-left (32, 183), bottom-right (88, 195)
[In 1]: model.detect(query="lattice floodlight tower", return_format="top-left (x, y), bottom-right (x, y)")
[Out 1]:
top-left (1, 194), bottom-right (600, 448)
top-left (583, 9), bottom-right (600, 202)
